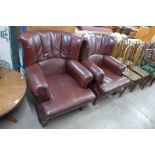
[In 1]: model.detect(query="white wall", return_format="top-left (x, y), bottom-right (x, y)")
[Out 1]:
top-left (0, 26), bottom-right (12, 68)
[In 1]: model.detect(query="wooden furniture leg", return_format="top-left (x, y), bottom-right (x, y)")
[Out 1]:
top-left (129, 82), bottom-right (134, 92)
top-left (141, 76), bottom-right (152, 89)
top-left (119, 87), bottom-right (127, 97)
top-left (130, 80), bottom-right (139, 92)
top-left (112, 92), bottom-right (117, 95)
top-left (79, 107), bottom-right (83, 111)
top-left (139, 78), bottom-right (145, 86)
top-left (92, 99), bottom-right (97, 105)
top-left (5, 115), bottom-right (17, 123)
top-left (150, 78), bottom-right (155, 86)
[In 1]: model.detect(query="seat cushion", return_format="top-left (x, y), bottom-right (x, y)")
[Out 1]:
top-left (141, 65), bottom-right (155, 77)
top-left (99, 68), bottom-right (130, 95)
top-left (41, 74), bottom-right (95, 117)
top-left (151, 72), bottom-right (155, 78)
top-left (149, 64), bottom-right (155, 68)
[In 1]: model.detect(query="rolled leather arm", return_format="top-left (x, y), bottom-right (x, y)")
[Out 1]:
top-left (82, 60), bottom-right (104, 83)
top-left (66, 60), bottom-right (93, 88)
top-left (25, 63), bottom-right (51, 102)
top-left (103, 56), bottom-right (126, 75)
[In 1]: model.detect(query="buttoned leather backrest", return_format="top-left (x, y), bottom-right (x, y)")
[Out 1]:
top-left (20, 31), bottom-right (83, 67)
top-left (80, 33), bottom-right (116, 61)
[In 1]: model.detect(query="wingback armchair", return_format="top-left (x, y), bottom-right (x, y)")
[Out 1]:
top-left (20, 31), bottom-right (95, 126)
top-left (80, 33), bottom-right (130, 102)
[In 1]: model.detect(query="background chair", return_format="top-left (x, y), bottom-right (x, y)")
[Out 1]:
top-left (141, 43), bottom-right (155, 87)
top-left (129, 44), bottom-right (151, 89)
top-left (121, 44), bottom-right (142, 91)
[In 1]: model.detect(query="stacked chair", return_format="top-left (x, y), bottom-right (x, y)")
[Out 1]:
top-left (114, 43), bottom-right (141, 91)
top-left (129, 44), bottom-right (151, 89)
top-left (112, 39), bottom-right (140, 91)
top-left (122, 44), bottom-right (151, 90)
top-left (20, 30), bottom-right (155, 127)
top-left (113, 38), bottom-right (154, 90)
top-left (141, 43), bottom-right (155, 87)
top-left (113, 38), bottom-right (128, 61)
top-left (113, 38), bottom-right (142, 61)
top-left (112, 26), bottom-right (138, 38)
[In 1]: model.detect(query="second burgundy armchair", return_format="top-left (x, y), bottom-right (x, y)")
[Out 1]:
top-left (20, 31), bottom-right (96, 126)
top-left (80, 33), bottom-right (130, 103)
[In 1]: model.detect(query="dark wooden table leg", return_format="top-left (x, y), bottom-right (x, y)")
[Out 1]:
top-left (5, 115), bottom-right (17, 123)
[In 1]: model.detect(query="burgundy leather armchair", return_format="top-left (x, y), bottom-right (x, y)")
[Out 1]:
top-left (80, 33), bottom-right (130, 102)
top-left (20, 31), bottom-right (95, 126)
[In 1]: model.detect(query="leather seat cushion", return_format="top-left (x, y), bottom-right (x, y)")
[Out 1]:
top-left (42, 74), bottom-right (95, 117)
top-left (99, 68), bottom-right (130, 95)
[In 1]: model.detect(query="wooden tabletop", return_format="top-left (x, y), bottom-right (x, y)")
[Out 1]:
top-left (0, 68), bottom-right (27, 117)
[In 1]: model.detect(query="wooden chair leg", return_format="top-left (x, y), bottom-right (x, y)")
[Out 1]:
top-left (141, 78), bottom-right (149, 89)
top-left (141, 76), bottom-right (152, 89)
top-left (139, 78), bottom-right (145, 86)
top-left (150, 78), bottom-right (155, 86)
top-left (129, 83), bottom-right (134, 92)
top-left (119, 87), bottom-right (127, 97)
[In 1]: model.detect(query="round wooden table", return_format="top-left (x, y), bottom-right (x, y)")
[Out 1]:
top-left (0, 67), bottom-right (26, 119)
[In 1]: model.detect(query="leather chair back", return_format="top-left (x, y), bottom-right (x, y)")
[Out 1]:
top-left (20, 31), bottom-right (83, 67)
top-left (80, 33), bottom-right (117, 61)
top-left (76, 26), bottom-right (112, 33)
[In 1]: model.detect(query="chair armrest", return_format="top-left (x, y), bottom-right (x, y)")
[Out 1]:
top-left (66, 60), bottom-right (93, 88)
top-left (82, 60), bottom-right (104, 83)
top-left (103, 56), bottom-right (126, 75)
top-left (25, 63), bottom-right (51, 102)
